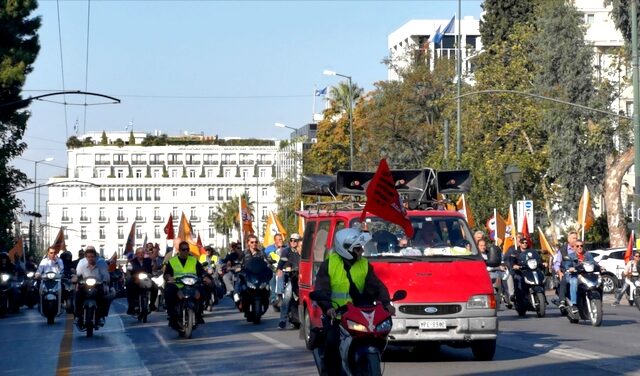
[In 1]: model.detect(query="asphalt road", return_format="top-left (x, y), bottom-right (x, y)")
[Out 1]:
top-left (1, 293), bottom-right (640, 376)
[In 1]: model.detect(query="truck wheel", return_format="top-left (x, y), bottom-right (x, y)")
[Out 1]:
top-left (303, 308), bottom-right (313, 350)
top-left (471, 339), bottom-right (496, 361)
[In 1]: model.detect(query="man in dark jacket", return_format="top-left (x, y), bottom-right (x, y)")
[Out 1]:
top-left (126, 247), bottom-right (158, 314)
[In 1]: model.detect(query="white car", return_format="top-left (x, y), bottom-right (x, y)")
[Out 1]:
top-left (590, 248), bottom-right (633, 294)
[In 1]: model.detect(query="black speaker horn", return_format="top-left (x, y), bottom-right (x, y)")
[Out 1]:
top-left (437, 170), bottom-right (471, 194)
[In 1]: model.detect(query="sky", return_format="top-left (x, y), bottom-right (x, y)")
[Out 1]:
top-left (16, 0), bottom-right (483, 213)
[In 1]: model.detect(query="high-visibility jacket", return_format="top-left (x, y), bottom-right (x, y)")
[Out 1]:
top-left (328, 252), bottom-right (368, 308)
top-left (169, 256), bottom-right (198, 288)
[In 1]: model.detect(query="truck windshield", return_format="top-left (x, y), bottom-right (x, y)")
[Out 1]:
top-left (351, 215), bottom-right (479, 259)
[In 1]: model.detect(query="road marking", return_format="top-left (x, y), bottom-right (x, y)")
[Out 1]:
top-left (153, 328), bottom-right (195, 374)
top-left (251, 332), bottom-right (294, 350)
top-left (55, 315), bottom-right (73, 376)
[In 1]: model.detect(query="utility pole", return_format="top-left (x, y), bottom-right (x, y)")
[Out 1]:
top-left (632, 0), bottom-right (640, 239)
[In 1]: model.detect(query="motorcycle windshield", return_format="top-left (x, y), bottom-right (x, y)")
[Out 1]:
top-left (244, 258), bottom-right (273, 283)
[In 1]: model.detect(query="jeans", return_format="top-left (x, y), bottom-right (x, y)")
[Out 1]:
top-left (279, 280), bottom-right (292, 323)
top-left (222, 272), bottom-right (235, 294)
top-left (615, 278), bottom-right (633, 303)
top-left (568, 275), bottom-right (578, 305)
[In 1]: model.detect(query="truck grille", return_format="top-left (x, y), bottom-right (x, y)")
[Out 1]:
top-left (399, 304), bottom-right (462, 316)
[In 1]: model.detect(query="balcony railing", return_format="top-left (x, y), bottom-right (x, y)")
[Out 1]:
top-left (117, 216), bottom-right (127, 222)
top-left (61, 216), bottom-right (71, 223)
top-left (131, 161), bottom-right (146, 165)
top-left (239, 159), bottom-right (254, 165)
top-left (154, 196), bottom-right (161, 201)
top-left (99, 234), bottom-right (106, 239)
top-left (186, 160), bottom-right (201, 165)
top-left (167, 160), bottom-right (183, 165)
top-left (118, 234), bottom-right (124, 239)
top-left (153, 216), bottom-right (163, 222)
top-left (190, 216), bottom-right (200, 222)
top-left (208, 196), bottom-right (215, 201)
top-left (203, 160), bottom-right (219, 165)
top-left (81, 235), bottom-right (87, 240)
top-left (95, 161), bottom-right (110, 165)
top-left (221, 160), bottom-right (236, 165)
top-left (79, 216), bottom-right (90, 223)
top-left (98, 216), bottom-right (109, 223)
top-left (135, 216), bottom-right (144, 221)
top-left (149, 160), bottom-right (164, 165)
top-left (113, 160), bottom-right (128, 165)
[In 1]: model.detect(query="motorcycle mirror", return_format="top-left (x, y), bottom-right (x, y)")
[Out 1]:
top-left (486, 245), bottom-right (502, 268)
top-left (392, 290), bottom-right (407, 301)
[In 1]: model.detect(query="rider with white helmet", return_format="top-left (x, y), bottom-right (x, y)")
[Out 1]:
top-left (313, 227), bottom-right (394, 376)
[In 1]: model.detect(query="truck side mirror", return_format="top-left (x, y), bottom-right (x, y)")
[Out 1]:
top-left (486, 245), bottom-right (502, 267)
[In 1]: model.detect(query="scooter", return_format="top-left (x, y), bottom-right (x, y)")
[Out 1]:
top-left (135, 271), bottom-right (153, 323)
top-left (77, 277), bottom-right (104, 337)
top-left (236, 258), bottom-right (273, 324)
top-left (487, 265), bottom-right (510, 310)
top-left (564, 261), bottom-right (604, 327)
top-left (61, 270), bottom-right (75, 314)
top-left (0, 273), bottom-right (12, 317)
top-left (151, 270), bottom-right (165, 312)
top-left (309, 289), bottom-right (407, 376)
top-left (23, 271), bottom-right (39, 309)
top-left (38, 271), bottom-right (62, 325)
top-left (173, 274), bottom-right (201, 339)
top-left (513, 251), bottom-right (547, 318)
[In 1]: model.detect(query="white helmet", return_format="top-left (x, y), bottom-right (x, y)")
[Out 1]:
top-left (333, 228), bottom-right (372, 260)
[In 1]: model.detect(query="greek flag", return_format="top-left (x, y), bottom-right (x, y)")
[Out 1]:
top-left (73, 119), bottom-right (79, 134)
top-left (433, 15), bottom-right (455, 44)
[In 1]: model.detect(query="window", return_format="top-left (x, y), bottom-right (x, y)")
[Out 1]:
top-left (262, 187), bottom-right (268, 197)
top-left (145, 188), bottom-right (152, 201)
top-left (117, 207), bottom-right (124, 220)
top-left (610, 251), bottom-right (626, 260)
top-left (242, 169), bottom-right (248, 179)
top-left (62, 208), bottom-right (69, 221)
top-left (585, 13), bottom-right (594, 25)
top-left (190, 207), bottom-right (197, 220)
top-left (118, 188), bottom-right (124, 201)
top-left (217, 188), bottom-right (224, 200)
top-left (154, 207), bottom-right (160, 220)
top-left (171, 169), bottom-right (178, 178)
top-left (224, 169), bottom-right (231, 178)
top-left (80, 207), bottom-right (87, 221)
top-left (80, 188), bottom-right (86, 198)
top-left (154, 188), bottom-right (161, 200)
top-left (154, 225), bottom-right (161, 238)
top-left (117, 169), bottom-right (124, 178)
top-left (99, 226), bottom-right (105, 239)
top-left (172, 207), bottom-right (178, 219)
top-left (109, 189), bottom-right (115, 201)
top-left (113, 154), bottom-right (126, 164)
top-left (189, 169), bottom-right (196, 178)
top-left (99, 189), bottom-right (105, 201)
top-left (135, 170), bottom-right (142, 178)
top-left (81, 226), bottom-right (87, 240)
top-left (62, 188), bottom-right (68, 198)
top-left (626, 101), bottom-right (634, 116)
top-left (226, 188), bottom-right (232, 200)
top-left (208, 226), bottom-right (215, 238)
top-left (136, 225), bottom-right (143, 239)
top-left (127, 188), bottom-right (134, 201)
top-left (208, 206), bottom-right (214, 220)
top-left (208, 188), bottom-right (215, 200)
top-left (99, 207), bottom-right (106, 221)
top-left (97, 169), bottom-right (105, 178)
top-left (222, 153), bottom-right (233, 164)
top-left (153, 169), bottom-right (160, 178)
top-left (63, 226), bottom-right (68, 239)
top-left (136, 207), bottom-right (143, 221)
top-left (261, 207), bottom-right (268, 222)
top-left (190, 188), bottom-right (196, 197)
top-left (207, 169), bottom-right (213, 178)
top-left (173, 188), bottom-right (178, 197)
top-left (259, 168), bottom-right (265, 178)
top-left (136, 188), bottom-right (143, 201)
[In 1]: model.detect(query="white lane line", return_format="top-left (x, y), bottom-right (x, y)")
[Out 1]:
top-left (251, 332), bottom-right (294, 350)
top-left (153, 328), bottom-right (195, 375)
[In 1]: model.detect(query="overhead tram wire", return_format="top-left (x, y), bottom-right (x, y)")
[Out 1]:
top-left (56, 0), bottom-right (69, 139)
top-left (83, 0), bottom-right (92, 134)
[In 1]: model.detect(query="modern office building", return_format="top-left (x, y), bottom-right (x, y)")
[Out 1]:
top-left (46, 131), bottom-right (296, 258)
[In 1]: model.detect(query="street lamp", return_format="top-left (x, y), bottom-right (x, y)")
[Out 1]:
top-left (275, 122), bottom-right (300, 229)
top-left (323, 69), bottom-right (353, 170)
top-left (503, 165), bottom-right (522, 208)
top-left (34, 157), bottom-right (54, 254)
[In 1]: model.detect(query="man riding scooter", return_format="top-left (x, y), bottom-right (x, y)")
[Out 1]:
top-left (126, 247), bottom-right (158, 315)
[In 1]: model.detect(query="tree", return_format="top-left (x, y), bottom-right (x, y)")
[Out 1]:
top-left (328, 81), bottom-right (363, 113)
top-left (128, 130), bottom-right (135, 145)
top-left (100, 130), bottom-right (108, 145)
top-left (0, 0), bottom-right (41, 249)
top-left (66, 136), bottom-right (82, 149)
top-left (115, 138), bottom-right (124, 147)
top-left (479, 0), bottom-right (535, 53)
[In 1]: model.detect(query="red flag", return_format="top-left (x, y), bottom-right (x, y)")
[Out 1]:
top-left (359, 159), bottom-right (414, 238)
top-left (521, 215), bottom-right (532, 247)
top-left (624, 230), bottom-right (634, 264)
top-left (107, 251), bottom-right (118, 273)
top-left (197, 232), bottom-right (203, 248)
top-left (50, 228), bottom-right (67, 253)
top-left (124, 222), bottom-right (136, 256)
top-left (164, 214), bottom-right (175, 240)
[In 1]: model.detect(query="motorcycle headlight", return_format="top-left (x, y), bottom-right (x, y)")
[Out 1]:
top-left (527, 259), bottom-right (538, 270)
top-left (246, 281), bottom-right (257, 289)
top-left (583, 263), bottom-right (595, 273)
top-left (181, 277), bottom-right (197, 286)
top-left (26, 271), bottom-right (35, 278)
top-left (375, 318), bottom-right (393, 332)
top-left (46, 272), bottom-right (57, 280)
top-left (347, 320), bottom-right (368, 332)
top-left (85, 278), bottom-right (97, 287)
top-left (284, 267), bottom-right (292, 272)
top-left (1, 274), bottom-right (11, 282)
top-left (138, 272), bottom-right (148, 280)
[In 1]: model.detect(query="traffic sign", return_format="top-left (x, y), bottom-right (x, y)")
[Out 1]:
top-left (517, 200), bottom-right (534, 233)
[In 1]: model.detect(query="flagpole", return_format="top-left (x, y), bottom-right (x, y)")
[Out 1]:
top-left (581, 186), bottom-right (587, 241)
top-left (312, 85), bottom-right (316, 121)
top-left (494, 208), bottom-right (498, 246)
top-left (238, 198), bottom-right (244, 249)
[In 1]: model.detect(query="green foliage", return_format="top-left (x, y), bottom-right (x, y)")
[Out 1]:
top-left (480, 0), bottom-right (536, 51)
top-left (182, 165), bottom-right (187, 178)
top-left (128, 131), bottom-right (135, 145)
top-left (606, 0), bottom-right (639, 52)
top-left (66, 136), bottom-right (82, 149)
top-left (100, 131), bottom-right (108, 145)
top-left (0, 0), bottom-right (41, 249)
top-left (199, 165), bottom-right (205, 178)
top-left (162, 163), bottom-right (168, 178)
top-left (114, 138), bottom-right (125, 147)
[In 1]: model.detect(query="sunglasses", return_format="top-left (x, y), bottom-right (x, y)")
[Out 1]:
top-left (290, 239), bottom-right (299, 242)
top-left (575, 245), bottom-right (584, 248)
top-left (179, 248), bottom-right (189, 251)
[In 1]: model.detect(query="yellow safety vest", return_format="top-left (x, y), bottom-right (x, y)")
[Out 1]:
top-left (169, 256), bottom-right (197, 288)
top-left (328, 252), bottom-right (368, 308)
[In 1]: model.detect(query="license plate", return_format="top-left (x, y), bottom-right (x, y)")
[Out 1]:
top-left (419, 320), bottom-right (447, 330)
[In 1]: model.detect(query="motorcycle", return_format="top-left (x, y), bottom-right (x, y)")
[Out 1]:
top-left (562, 261), bottom-right (604, 327)
top-left (39, 271), bottom-right (62, 325)
top-left (135, 271), bottom-right (153, 323)
top-left (173, 274), bottom-right (201, 339)
top-left (309, 289), bottom-right (407, 376)
top-left (110, 269), bottom-right (125, 298)
top-left (151, 270), bottom-right (165, 312)
top-left (202, 262), bottom-right (224, 312)
top-left (61, 270), bottom-right (75, 314)
top-left (236, 257), bottom-right (273, 324)
top-left (487, 265), bottom-right (510, 310)
top-left (0, 273), bottom-right (12, 317)
top-left (282, 266), bottom-right (301, 329)
top-left (630, 277), bottom-right (640, 311)
top-left (77, 277), bottom-right (104, 337)
top-left (22, 271), bottom-right (39, 309)
top-left (513, 251), bottom-right (547, 318)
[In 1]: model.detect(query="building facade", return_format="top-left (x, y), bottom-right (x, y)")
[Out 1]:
top-left (47, 132), bottom-right (294, 258)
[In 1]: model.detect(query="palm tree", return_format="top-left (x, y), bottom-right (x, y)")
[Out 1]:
top-left (329, 81), bottom-right (363, 113)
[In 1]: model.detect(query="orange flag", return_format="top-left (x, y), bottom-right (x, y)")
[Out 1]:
top-left (502, 205), bottom-right (517, 254)
top-left (107, 251), bottom-right (118, 272)
top-left (521, 215), bottom-right (532, 247)
top-left (624, 230), bottom-right (634, 264)
top-left (124, 222), bottom-right (136, 257)
top-left (240, 196), bottom-right (254, 236)
top-left (457, 194), bottom-right (475, 228)
top-left (8, 238), bottom-right (23, 262)
top-left (493, 209), bottom-right (506, 247)
top-left (50, 228), bottom-right (67, 253)
top-left (537, 226), bottom-right (555, 257)
top-left (577, 185), bottom-right (595, 241)
top-left (178, 212), bottom-right (203, 257)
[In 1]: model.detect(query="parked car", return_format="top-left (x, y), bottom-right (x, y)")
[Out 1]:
top-left (590, 248), bottom-right (634, 294)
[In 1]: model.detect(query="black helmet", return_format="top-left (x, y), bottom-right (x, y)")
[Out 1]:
top-left (60, 250), bottom-right (72, 262)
